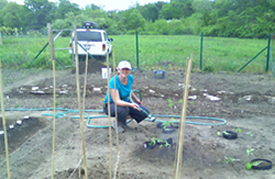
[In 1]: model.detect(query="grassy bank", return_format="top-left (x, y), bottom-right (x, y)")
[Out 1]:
top-left (0, 34), bottom-right (270, 73)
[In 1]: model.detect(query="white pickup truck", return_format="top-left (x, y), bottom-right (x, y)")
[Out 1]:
top-left (69, 22), bottom-right (113, 61)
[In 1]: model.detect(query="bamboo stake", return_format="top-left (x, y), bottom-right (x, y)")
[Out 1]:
top-left (0, 59), bottom-right (11, 179)
top-left (78, 41), bottom-right (90, 176)
top-left (172, 53), bottom-right (193, 179)
top-left (47, 23), bottom-right (57, 179)
top-left (106, 52), bottom-right (113, 179)
top-left (73, 25), bottom-right (88, 179)
top-left (112, 47), bottom-right (121, 179)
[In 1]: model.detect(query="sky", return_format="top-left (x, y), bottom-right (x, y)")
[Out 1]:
top-left (10, 0), bottom-right (169, 11)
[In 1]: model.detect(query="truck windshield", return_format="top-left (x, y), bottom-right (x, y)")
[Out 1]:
top-left (77, 31), bottom-right (102, 42)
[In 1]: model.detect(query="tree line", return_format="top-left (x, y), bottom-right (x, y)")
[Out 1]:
top-left (0, 0), bottom-right (274, 38)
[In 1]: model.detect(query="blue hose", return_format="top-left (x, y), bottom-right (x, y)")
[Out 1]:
top-left (2, 107), bottom-right (226, 128)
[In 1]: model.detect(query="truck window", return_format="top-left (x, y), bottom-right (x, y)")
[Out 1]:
top-left (76, 31), bottom-right (102, 42)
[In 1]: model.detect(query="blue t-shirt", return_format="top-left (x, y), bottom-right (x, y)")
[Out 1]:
top-left (103, 74), bottom-right (134, 104)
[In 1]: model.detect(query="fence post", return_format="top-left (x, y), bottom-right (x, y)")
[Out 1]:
top-left (266, 33), bottom-right (271, 72)
top-left (200, 32), bottom-right (203, 70)
top-left (136, 30), bottom-right (139, 69)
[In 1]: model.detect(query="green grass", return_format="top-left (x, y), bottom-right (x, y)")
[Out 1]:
top-left (0, 34), bottom-right (271, 73)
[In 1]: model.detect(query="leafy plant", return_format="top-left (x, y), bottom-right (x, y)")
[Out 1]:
top-left (167, 98), bottom-right (174, 108)
top-left (162, 120), bottom-right (170, 129)
top-left (235, 126), bottom-right (242, 133)
top-left (225, 156), bottom-right (240, 164)
top-left (162, 118), bottom-right (175, 129)
top-left (248, 133), bottom-right (253, 137)
top-left (14, 104), bottom-right (19, 108)
top-left (246, 148), bottom-right (254, 156)
top-left (148, 137), bottom-right (156, 146)
top-left (156, 138), bottom-right (171, 148)
top-left (246, 161), bottom-right (262, 170)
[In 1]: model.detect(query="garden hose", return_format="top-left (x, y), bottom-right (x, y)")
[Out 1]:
top-left (129, 89), bottom-right (156, 122)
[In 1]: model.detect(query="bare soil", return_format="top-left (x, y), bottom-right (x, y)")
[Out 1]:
top-left (1, 59), bottom-right (275, 179)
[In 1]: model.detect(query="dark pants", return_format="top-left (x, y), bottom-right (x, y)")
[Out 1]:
top-left (103, 103), bottom-right (150, 125)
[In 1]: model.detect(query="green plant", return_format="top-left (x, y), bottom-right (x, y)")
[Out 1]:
top-left (217, 131), bottom-right (229, 136)
top-left (246, 148), bottom-right (254, 156)
top-left (167, 98), bottom-right (174, 108)
top-left (225, 156), bottom-right (240, 164)
top-left (162, 120), bottom-right (170, 129)
top-left (157, 138), bottom-right (171, 148)
top-left (148, 137), bottom-right (156, 146)
top-left (14, 104), bottom-right (19, 108)
top-left (246, 161), bottom-right (262, 170)
top-left (235, 126), bottom-right (242, 133)
top-left (223, 131), bottom-right (229, 135)
top-left (248, 133), bottom-right (254, 137)
top-left (162, 118), bottom-right (177, 130)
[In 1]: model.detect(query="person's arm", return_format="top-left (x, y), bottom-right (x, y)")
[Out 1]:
top-left (110, 89), bottom-right (140, 110)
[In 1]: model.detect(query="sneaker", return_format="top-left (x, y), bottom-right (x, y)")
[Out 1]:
top-left (112, 121), bottom-right (125, 133)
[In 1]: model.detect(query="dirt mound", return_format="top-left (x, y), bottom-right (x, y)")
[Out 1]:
top-left (71, 58), bottom-right (106, 74)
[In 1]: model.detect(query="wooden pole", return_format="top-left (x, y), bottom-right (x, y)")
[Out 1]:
top-left (106, 51), bottom-right (113, 179)
top-left (47, 23), bottom-right (57, 179)
top-left (172, 53), bottom-right (193, 179)
top-left (112, 47), bottom-right (121, 179)
top-left (0, 59), bottom-right (11, 179)
top-left (73, 25), bottom-right (88, 179)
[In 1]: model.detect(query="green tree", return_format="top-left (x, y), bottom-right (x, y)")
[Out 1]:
top-left (55, 0), bottom-right (80, 19)
top-left (124, 9), bottom-right (146, 30)
top-left (24, 0), bottom-right (56, 29)
top-left (0, 0), bottom-right (8, 25)
top-left (1, 2), bottom-right (29, 29)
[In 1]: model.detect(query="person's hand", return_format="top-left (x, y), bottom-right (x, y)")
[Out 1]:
top-left (131, 103), bottom-right (140, 111)
top-left (136, 100), bottom-right (143, 105)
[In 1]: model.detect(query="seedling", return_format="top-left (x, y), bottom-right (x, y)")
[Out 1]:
top-left (217, 131), bottom-right (229, 136)
top-left (159, 141), bottom-right (171, 148)
top-left (246, 161), bottom-right (262, 170)
top-left (157, 138), bottom-right (171, 148)
top-left (167, 98), bottom-right (174, 108)
top-left (248, 133), bottom-right (253, 137)
top-left (225, 156), bottom-right (240, 164)
top-left (148, 137), bottom-right (156, 146)
top-left (162, 118), bottom-right (176, 129)
top-left (162, 120), bottom-right (170, 129)
top-left (235, 126), bottom-right (242, 133)
top-left (246, 148), bottom-right (254, 156)
top-left (14, 104), bottom-right (19, 108)
top-left (178, 99), bottom-right (182, 104)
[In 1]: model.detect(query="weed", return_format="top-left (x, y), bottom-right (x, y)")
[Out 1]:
top-left (14, 104), bottom-right (19, 108)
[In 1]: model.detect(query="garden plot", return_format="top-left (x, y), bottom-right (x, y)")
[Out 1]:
top-left (1, 67), bottom-right (275, 179)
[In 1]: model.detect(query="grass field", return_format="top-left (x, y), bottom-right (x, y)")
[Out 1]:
top-left (0, 34), bottom-right (271, 73)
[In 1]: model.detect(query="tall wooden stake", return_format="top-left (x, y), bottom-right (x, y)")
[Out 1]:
top-left (172, 53), bottom-right (193, 179)
top-left (73, 25), bottom-right (88, 179)
top-left (0, 59), bottom-right (11, 179)
top-left (47, 23), bottom-right (57, 179)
